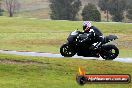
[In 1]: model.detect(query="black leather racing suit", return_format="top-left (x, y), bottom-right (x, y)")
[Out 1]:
top-left (80, 26), bottom-right (104, 49)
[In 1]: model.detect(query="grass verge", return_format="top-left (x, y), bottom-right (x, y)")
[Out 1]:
top-left (0, 54), bottom-right (132, 88)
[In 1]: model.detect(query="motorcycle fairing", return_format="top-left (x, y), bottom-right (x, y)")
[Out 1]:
top-left (103, 35), bottom-right (118, 44)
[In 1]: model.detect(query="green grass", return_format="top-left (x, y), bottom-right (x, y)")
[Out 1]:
top-left (0, 16), bottom-right (132, 33)
top-left (0, 16), bottom-right (132, 87)
top-left (0, 54), bottom-right (132, 88)
top-left (119, 49), bottom-right (132, 57)
top-left (0, 16), bottom-right (132, 57)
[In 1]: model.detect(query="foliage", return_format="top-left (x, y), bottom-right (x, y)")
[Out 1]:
top-left (98, 0), bottom-right (127, 22)
top-left (82, 3), bottom-right (101, 21)
top-left (49, 0), bottom-right (81, 20)
top-left (0, 0), bottom-right (3, 16)
top-left (126, 8), bottom-right (132, 20)
top-left (112, 12), bottom-right (124, 22)
top-left (98, 0), bottom-right (109, 11)
top-left (0, 9), bottom-right (4, 16)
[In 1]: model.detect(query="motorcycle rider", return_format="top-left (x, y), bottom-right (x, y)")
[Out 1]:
top-left (79, 21), bottom-right (104, 50)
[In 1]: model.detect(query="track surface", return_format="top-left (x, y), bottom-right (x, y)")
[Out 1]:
top-left (0, 50), bottom-right (132, 63)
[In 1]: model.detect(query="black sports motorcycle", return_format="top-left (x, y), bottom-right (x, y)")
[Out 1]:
top-left (60, 30), bottom-right (119, 60)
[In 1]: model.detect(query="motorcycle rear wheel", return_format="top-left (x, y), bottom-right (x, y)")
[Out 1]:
top-left (100, 44), bottom-right (119, 60)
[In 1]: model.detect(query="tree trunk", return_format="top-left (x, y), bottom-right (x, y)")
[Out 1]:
top-left (106, 10), bottom-right (109, 22)
top-left (9, 11), bottom-right (13, 17)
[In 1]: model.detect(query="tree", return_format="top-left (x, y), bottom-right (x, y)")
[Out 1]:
top-left (109, 0), bottom-right (127, 22)
top-left (98, 0), bottom-right (127, 22)
top-left (98, 0), bottom-right (109, 21)
top-left (0, 0), bottom-right (3, 16)
top-left (126, 8), bottom-right (132, 20)
top-left (49, 0), bottom-right (81, 20)
top-left (82, 3), bottom-right (101, 21)
top-left (4, 0), bottom-right (20, 17)
top-left (112, 13), bottom-right (124, 22)
top-left (126, 0), bottom-right (132, 20)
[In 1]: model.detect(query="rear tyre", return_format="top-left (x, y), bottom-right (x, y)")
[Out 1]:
top-left (100, 44), bottom-right (119, 60)
top-left (60, 43), bottom-right (76, 57)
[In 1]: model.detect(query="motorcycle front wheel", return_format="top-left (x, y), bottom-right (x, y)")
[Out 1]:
top-left (60, 43), bottom-right (76, 57)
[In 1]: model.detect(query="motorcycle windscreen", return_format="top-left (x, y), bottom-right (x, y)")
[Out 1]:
top-left (67, 35), bottom-right (77, 43)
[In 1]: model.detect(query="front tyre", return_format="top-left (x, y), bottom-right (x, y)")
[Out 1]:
top-left (60, 43), bottom-right (76, 57)
top-left (100, 44), bottom-right (119, 60)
